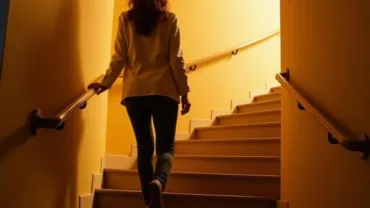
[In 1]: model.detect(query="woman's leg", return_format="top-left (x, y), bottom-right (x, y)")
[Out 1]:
top-left (125, 97), bottom-right (154, 206)
top-left (151, 96), bottom-right (179, 190)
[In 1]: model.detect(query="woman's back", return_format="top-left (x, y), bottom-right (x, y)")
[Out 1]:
top-left (121, 11), bottom-right (185, 102)
top-left (99, 0), bottom-right (189, 104)
top-left (123, 11), bottom-right (175, 73)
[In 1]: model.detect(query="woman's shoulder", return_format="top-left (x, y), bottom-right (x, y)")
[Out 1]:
top-left (120, 11), bottom-right (129, 18)
top-left (115, 11), bottom-right (129, 24)
top-left (164, 11), bottom-right (178, 23)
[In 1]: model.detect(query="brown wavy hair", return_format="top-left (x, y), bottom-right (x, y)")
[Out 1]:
top-left (127, 0), bottom-right (169, 36)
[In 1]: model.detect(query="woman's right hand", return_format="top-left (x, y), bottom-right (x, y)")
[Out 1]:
top-left (88, 82), bottom-right (108, 95)
top-left (181, 94), bottom-right (191, 115)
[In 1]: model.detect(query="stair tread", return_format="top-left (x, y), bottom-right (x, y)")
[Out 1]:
top-left (96, 189), bottom-right (278, 201)
top-left (238, 99), bottom-right (281, 108)
top-left (255, 92), bottom-right (281, 98)
top-left (219, 109), bottom-right (281, 118)
top-left (195, 122), bottom-right (281, 131)
top-left (172, 155), bottom-right (281, 160)
top-left (176, 137), bottom-right (281, 143)
top-left (104, 169), bottom-right (280, 179)
top-left (270, 86), bottom-right (281, 90)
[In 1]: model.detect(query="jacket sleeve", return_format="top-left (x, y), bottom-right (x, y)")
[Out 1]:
top-left (169, 15), bottom-right (190, 96)
top-left (101, 14), bottom-right (127, 88)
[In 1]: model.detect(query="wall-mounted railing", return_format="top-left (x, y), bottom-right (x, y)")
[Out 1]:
top-left (276, 69), bottom-right (370, 160)
top-left (117, 29), bottom-right (280, 78)
top-left (186, 29), bottom-right (280, 71)
top-left (29, 75), bottom-right (103, 135)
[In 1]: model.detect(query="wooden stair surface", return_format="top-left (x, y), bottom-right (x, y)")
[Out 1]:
top-left (253, 92), bottom-right (281, 102)
top-left (136, 155), bottom-right (281, 175)
top-left (95, 190), bottom-right (277, 208)
top-left (103, 169), bottom-right (280, 198)
top-left (216, 109), bottom-right (281, 125)
top-left (270, 86), bottom-right (282, 93)
top-left (175, 138), bottom-right (281, 156)
top-left (237, 100), bottom-right (281, 113)
top-left (95, 89), bottom-right (282, 208)
top-left (194, 122), bottom-right (281, 139)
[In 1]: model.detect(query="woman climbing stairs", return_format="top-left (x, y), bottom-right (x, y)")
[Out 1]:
top-left (94, 86), bottom-right (282, 208)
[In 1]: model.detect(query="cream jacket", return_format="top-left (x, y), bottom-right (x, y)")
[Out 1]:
top-left (101, 11), bottom-right (190, 104)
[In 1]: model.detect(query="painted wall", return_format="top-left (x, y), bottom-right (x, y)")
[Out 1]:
top-left (107, 0), bottom-right (281, 155)
top-left (281, 0), bottom-right (370, 207)
top-left (0, 0), bottom-right (114, 207)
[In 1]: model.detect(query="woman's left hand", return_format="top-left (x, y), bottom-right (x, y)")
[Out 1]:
top-left (87, 82), bottom-right (108, 95)
top-left (181, 94), bottom-right (191, 115)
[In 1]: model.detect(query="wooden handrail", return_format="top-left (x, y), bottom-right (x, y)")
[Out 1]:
top-left (118, 29), bottom-right (280, 78)
top-left (186, 29), bottom-right (280, 71)
top-left (276, 70), bottom-right (370, 160)
top-left (29, 75), bottom-right (104, 135)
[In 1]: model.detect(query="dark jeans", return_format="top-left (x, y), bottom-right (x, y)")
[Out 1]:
top-left (125, 95), bottom-right (178, 205)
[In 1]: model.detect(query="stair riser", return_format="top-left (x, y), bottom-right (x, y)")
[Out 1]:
top-left (175, 140), bottom-right (281, 156)
top-left (254, 94), bottom-right (281, 102)
top-left (132, 158), bottom-right (281, 175)
top-left (95, 192), bottom-right (277, 208)
top-left (217, 112), bottom-right (281, 126)
top-left (196, 125), bottom-right (281, 139)
top-left (104, 172), bottom-right (280, 197)
top-left (238, 102), bottom-right (281, 113)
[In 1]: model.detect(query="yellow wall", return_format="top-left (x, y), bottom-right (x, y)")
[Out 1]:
top-left (106, 0), bottom-right (281, 155)
top-left (281, 0), bottom-right (370, 207)
top-left (0, 0), bottom-right (113, 207)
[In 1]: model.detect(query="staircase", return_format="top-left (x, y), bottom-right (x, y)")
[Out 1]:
top-left (94, 86), bottom-right (282, 208)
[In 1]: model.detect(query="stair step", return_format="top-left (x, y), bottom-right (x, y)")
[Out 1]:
top-left (237, 100), bottom-right (281, 113)
top-left (132, 155), bottom-right (280, 175)
top-left (170, 155), bottom-right (280, 175)
top-left (270, 86), bottom-right (282, 93)
top-left (94, 189), bottom-right (277, 208)
top-left (103, 170), bottom-right (280, 198)
top-left (175, 138), bottom-right (281, 156)
top-left (194, 122), bottom-right (281, 139)
top-left (253, 92), bottom-right (281, 102)
top-left (216, 109), bottom-right (281, 126)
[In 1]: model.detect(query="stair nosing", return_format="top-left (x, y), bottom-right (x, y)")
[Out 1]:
top-left (176, 137), bottom-right (281, 143)
top-left (95, 189), bottom-right (278, 201)
top-left (195, 122), bottom-right (281, 131)
top-left (104, 169), bottom-right (281, 179)
top-left (217, 109), bottom-right (281, 119)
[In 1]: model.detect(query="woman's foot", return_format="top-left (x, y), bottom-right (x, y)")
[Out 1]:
top-left (149, 179), bottom-right (164, 208)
